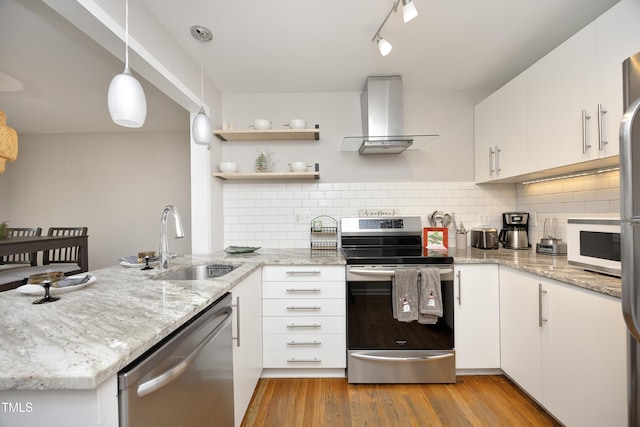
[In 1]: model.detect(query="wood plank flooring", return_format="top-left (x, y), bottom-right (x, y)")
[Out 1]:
top-left (241, 376), bottom-right (561, 427)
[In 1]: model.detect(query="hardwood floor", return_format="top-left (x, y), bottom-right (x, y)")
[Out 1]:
top-left (241, 376), bottom-right (561, 427)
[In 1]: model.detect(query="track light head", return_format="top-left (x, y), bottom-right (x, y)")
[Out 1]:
top-left (376, 36), bottom-right (393, 56)
top-left (402, 0), bottom-right (418, 23)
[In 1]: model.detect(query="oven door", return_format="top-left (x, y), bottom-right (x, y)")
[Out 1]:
top-left (346, 266), bottom-right (455, 383)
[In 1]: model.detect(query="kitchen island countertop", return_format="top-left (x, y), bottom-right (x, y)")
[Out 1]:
top-left (0, 249), bottom-right (344, 391)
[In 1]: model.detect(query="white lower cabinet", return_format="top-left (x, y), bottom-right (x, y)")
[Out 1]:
top-left (499, 266), bottom-right (626, 427)
top-left (453, 264), bottom-right (500, 370)
top-left (231, 269), bottom-right (263, 427)
top-left (262, 265), bottom-right (346, 375)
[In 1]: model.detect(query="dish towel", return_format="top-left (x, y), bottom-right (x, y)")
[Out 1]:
top-left (418, 268), bottom-right (442, 324)
top-left (392, 268), bottom-right (420, 323)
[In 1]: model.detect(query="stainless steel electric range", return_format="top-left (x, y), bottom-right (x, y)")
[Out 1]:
top-left (341, 216), bottom-right (455, 384)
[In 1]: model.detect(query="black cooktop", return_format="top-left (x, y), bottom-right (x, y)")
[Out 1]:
top-left (341, 247), bottom-right (453, 265)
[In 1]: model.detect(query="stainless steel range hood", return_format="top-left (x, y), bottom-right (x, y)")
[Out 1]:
top-left (342, 75), bottom-right (438, 155)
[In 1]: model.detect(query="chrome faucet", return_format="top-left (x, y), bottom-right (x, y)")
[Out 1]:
top-left (159, 205), bottom-right (184, 270)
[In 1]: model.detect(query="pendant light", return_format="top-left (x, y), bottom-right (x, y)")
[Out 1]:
top-left (108, 0), bottom-right (147, 128)
top-left (191, 25), bottom-right (213, 146)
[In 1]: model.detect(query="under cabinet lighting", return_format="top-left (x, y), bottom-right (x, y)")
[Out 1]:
top-left (520, 167), bottom-right (620, 185)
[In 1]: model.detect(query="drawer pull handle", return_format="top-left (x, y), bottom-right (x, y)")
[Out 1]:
top-left (286, 288), bottom-right (321, 293)
top-left (287, 340), bottom-right (321, 346)
top-left (287, 323), bottom-right (322, 328)
top-left (287, 357), bottom-right (322, 363)
top-left (286, 305), bottom-right (321, 310)
top-left (286, 270), bottom-right (322, 276)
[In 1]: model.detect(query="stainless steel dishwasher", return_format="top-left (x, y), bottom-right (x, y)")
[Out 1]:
top-left (118, 293), bottom-right (234, 427)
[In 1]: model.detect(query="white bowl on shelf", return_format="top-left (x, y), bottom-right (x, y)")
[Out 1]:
top-left (288, 119), bottom-right (307, 129)
top-left (252, 119), bottom-right (271, 130)
top-left (218, 162), bottom-right (238, 173)
top-left (289, 162), bottom-right (309, 172)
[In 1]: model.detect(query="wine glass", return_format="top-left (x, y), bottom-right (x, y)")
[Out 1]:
top-left (32, 272), bottom-right (62, 304)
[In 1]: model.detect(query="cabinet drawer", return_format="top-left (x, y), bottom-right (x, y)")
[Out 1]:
top-left (262, 265), bottom-right (345, 282)
top-left (263, 316), bottom-right (345, 334)
top-left (263, 299), bottom-right (345, 316)
top-left (263, 333), bottom-right (346, 368)
top-left (262, 281), bottom-right (344, 299)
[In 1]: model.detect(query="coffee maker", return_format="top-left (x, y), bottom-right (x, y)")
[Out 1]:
top-left (499, 212), bottom-right (530, 249)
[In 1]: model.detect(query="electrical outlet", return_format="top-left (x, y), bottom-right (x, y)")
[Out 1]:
top-left (295, 209), bottom-right (311, 224)
top-left (530, 212), bottom-right (538, 227)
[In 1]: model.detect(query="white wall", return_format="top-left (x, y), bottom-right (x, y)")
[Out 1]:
top-left (0, 130), bottom-right (192, 270)
top-left (219, 89), bottom-right (489, 182)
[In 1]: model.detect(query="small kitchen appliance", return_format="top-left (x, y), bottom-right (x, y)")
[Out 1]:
top-left (567, 218), bottom-right (620, 276)
top-left (536, 218), bottom-right (567, 255)
top-left (470, 227), bottom-right (499, 249)
top-left (498, 212), bottom-right (530, 249)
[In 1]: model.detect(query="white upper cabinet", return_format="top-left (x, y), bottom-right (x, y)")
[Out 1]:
top-left (474, 72), bottom-right (528, 183)
top-left (595, 0), bottom-right (640, 158)
top-left (527, 22), bottom-right (599, 172)
top-left (475, 0), bottom-right (639, 183)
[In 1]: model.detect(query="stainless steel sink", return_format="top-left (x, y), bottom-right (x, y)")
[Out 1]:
top-left (155, 264), bottom-right (236, 280)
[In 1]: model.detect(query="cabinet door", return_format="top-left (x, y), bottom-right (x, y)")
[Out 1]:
top-left (494, 72), bottom-right (528, 179)
top-left (474, 93), bottom-right (498, 183)
top-left (499, 268), bottom-right (543, 401)
top-left (596, 0), bottom-right (640, 159)
top-left (232, 269), bottom-right (263, 427)
top-left (541, 279), bottom-right (626, 427)
top-left (527, 22), bottom-right (599, 171)
top-left (454, 264), bottom-right (500, 369)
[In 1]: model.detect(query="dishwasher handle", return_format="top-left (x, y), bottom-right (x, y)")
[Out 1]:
top-left (136, 308), bottom-right (232, 398)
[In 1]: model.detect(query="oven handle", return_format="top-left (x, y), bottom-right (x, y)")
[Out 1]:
top-left (348, 268), bottom-right (453, 277)
top-left (350, 352), bottom-right (453, 362)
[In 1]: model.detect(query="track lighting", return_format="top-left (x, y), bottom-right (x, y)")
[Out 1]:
top-left (402, 0), bottom-right (418, 23)
top-left (376, 35), bottom-right (393, 56)
top-left (108, 0), bottom-right (147, 128)
top-left (371, 0), bottom-right (419, 56)
top-left (191, 25), bottom-right (213, 146)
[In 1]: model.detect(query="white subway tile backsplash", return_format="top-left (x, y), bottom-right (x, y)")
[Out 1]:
top-left (220, 173), bottom-right (620, 249)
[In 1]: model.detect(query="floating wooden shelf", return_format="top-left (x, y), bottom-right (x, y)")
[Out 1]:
top-left (213, 125), bottom-right (319, 142)
top-left (212, 171), bottom-right (320, 180)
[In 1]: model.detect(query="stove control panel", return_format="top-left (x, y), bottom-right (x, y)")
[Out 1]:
top-left (341, 216), bottom-right (423, 236)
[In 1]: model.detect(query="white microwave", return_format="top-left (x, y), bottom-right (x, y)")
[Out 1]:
top-left (567, 218), bottom-right (621, 277)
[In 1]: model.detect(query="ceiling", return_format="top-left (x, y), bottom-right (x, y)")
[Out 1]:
top-left (0, 0), bottom-right (621, 134)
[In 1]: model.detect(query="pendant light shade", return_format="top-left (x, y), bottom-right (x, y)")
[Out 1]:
top-left (191, 25), bottom-right (213, 146)
top-left (108, 67), bottom-right (147, 128)
top-left (192, 108), bottom-right (213, 145)
top-left (108, 0), bottom-right (147, 128)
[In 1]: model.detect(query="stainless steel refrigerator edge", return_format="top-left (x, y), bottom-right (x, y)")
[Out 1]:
top-left (620, 51), bottom-right (640, 426)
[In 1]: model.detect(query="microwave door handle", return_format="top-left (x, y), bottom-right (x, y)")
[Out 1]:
top-left (620, 98), bottom-right (640, 341)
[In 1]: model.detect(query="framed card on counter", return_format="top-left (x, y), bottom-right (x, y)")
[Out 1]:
top-left (424, 227), bottom-right (448, 250)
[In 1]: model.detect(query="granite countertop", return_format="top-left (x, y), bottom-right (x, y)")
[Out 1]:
top-left (451, 246), bottom-right (621, 299)
top-left (0, 246), bottom-right (619, 392)
top-left (0, 249), bottom-right (344, 391)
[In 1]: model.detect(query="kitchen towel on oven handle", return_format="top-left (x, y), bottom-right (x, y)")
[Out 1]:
top-left (418, 268), bottom-right (442, 324)
top-left (392, 268), bottom-right (420, 322)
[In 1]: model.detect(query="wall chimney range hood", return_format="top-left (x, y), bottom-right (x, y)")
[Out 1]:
top-left (342, 75), bottom-right (438, 154)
